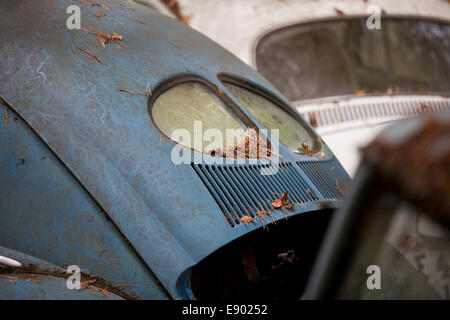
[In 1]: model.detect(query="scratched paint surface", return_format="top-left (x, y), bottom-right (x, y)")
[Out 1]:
top-left (0, 0), bottom-right (344, 298)
top-left (0, 107), bottom-right (169, 299)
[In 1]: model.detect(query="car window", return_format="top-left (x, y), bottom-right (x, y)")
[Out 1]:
top-left (152, 82), bottom-right (246, 152)
top-left (224, 83), bottom-right (317, 153)
top-left (256, 18), bottom-right (450, 101)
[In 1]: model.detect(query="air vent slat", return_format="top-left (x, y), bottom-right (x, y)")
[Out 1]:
top-left (194, 165), bottom-right (238, 226)
top-left (209, 166), bottom-right (247, 218)
top-left (192, 165), bottom-right (227, 213)
top-left (302, 164), bottom-right (332, 199)
top-left (261, 165), bottom-right (288, 199)
top-left (244, 166), bottom-right (275, 203)
top-left (204, 165), bottom-right (242, 223)
top-left (278, 166), bottom-right (306, 203)
top-left (236, 166), bottom-right (272, 211)
top-left (297, 159), bottom-right (349, 200)
top-left (253, 166), bottom-right (281, 201)
top-left (286, 163), bottom-right (318, 201)
top-left (222, 167), bottom-right (258, 217)
top-left (277, 165), bottom-right (306, 203)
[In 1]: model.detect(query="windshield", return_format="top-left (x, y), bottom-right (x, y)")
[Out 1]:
top-left (256, 18), bottom-right (450, 101)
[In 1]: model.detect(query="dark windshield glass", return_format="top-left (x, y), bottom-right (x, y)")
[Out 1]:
top-left (256, 18), bottom-right (450, 101)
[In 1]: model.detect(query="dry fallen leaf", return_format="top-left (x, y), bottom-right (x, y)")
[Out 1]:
top-left (79, 48), bottom-right (104, 64)
top-left (240, 215), bottom-right (256, 225)
top-left (334, 8), bottom-right (345, 15)
top-left (271, 198), bottom-right (283, 210)
top-left (271, 192), bottom-right (289, 209)
top-left (101, 288), bottom-right (110, 296)
top-left (208, 128), bottom-right (278, 162)
top-left (80, 279), bottom-right (97, 290)
top-left (3, 104), bottom-right (8, 123)
top-left (271, 192), bottom-right (295, 218)
top-left (301, 142), bottom-right (309, 152)
top-left (336, 178), bottom-right (345, 197)
top-left (82, 27), bottom-right (123, 48)
top-left (309, 112), bottom-right (318, 128)
top-left (356, 89), bottom-right (367, 96)
top-left (117, 88), bottom-right (148, 97)
top-left (181, 15), bottom-right (191, 25)
top-left (75, 0), bottom-right (109, 10)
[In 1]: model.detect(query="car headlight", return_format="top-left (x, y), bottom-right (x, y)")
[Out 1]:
top-left (152, 81), bottom-right (246, 152)
top-left (224, 83), bottom-right (318, 154)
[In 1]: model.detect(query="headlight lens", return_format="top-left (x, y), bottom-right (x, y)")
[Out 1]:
top-left (152, 82), bottom-right (245, 152)
top-left (224, 83), bottom-right (317, 153)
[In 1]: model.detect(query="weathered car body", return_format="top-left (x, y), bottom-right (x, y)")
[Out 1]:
top-left (0, 0), bottom-right (349, 299)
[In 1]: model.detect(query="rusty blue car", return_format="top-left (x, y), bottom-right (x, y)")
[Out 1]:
top-left (0, 0), bottom-right (349, 299)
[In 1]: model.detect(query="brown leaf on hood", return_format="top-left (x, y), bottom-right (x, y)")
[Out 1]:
top-left (79, 48), bottom-right (105, 64)
top-left (271, 192), bottom-right (289, 209)
top-left (240, 215), bottom-right (256, 225)
top-left (82, 27), bottom-right (123, 48)
top-left (80, 279), bottom-right (97, 290)
top-left (3, 104), bottom-right (8, 124)
top-left (75, 0), bottom-right (109, 10)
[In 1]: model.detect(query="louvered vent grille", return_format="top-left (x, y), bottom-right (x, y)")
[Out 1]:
top-left (192, 159), bottom-right (348, 227)
top-left (297, 158), bottom-right (350, 200)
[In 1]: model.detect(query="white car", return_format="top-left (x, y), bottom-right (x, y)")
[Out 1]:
top-left (178, 0), bottom-right (450, 175)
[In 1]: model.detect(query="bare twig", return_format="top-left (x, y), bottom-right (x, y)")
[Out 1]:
top-left (117, 88), bottom-right (148, 96)
top-left (79, 48), bottom-right (105, 64)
